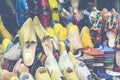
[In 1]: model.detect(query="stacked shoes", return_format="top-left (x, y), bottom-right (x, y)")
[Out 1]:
top-left (1, 0), bottom-right (120, 79)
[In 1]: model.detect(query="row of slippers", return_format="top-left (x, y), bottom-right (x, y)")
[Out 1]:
top-left (1, 48), bottom-right (120, 80)
top-left (0, 15), bottom-right (118, 67)
top-left (0, 14), bottom-right (119, 79)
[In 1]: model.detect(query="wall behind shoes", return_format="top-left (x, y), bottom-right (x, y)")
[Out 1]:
top-left (97, 0), bottom-right (115, 11)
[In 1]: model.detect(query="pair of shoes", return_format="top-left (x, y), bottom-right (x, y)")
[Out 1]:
top-left (45, 53), bottom-right (63, 78)
top-left (68, 52), bottom-right (92, 80)
top-left (33, 16), bottom-right (53, 56)
top-left (53, 23), bottom-right (68, 41)
top-left (18, 18), bottom-right (37, 66)
top-left (0, 69), bottom-right (19, 80)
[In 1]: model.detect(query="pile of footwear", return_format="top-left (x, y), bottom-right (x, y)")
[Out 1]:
top-left (1, 0), bottom-right (120, 80)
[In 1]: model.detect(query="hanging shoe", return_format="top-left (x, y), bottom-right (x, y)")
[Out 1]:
top-left (19, 73), bottom-right (34, 80)
top-left (45, 53), bottom-right (63, 78)
top-left (104, 15), bottom-right (117, 48)
top-left (39, 0), bottom-right (51, 28)
top-left (75, 61), bottom-right (92, 80)
top-left (63, 67), bottom-right (79, 80)
top-left (33, 16), bottom-right (52, 56)
top-left (90, 7), bottom-right (100, 18)
top-left (111, 8), bottom-right (118, 17)
top-left (80, 26), bottom-right (94, 48)
top-left (68, 24), bottom-right (83, 50)
top-left (48, 0), bottom-right (60, 22)
top-left (90, 19), bottom-right (101, 48)
top-left (101, 8), bottom-right (112, 19)
top-left (35, 67), bottom-right (51, 80)
top-left (72, 10), bottom-right (82, 26)
top-left (59, 51), bottom-right (74, 71)
top-left (16, 0), bottom-right (29, 27)
top-left (40, 8), bottom-right (51, 28)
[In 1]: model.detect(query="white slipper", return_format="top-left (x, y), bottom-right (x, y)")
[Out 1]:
top-left (4, 42), bottom-right (22, 61)
top-left (45, 54), bottom-right (63, 78)
top-left (59, 51), bottom-right (74, 71)
top-left (106, 30), bottom-right (116, 48)
top-left (75, 61), bottom-right (92, 80)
